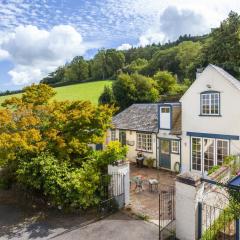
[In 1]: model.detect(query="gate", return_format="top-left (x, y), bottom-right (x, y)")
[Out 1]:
top-left (198, 180), bottom-right (239, 240)
top-left (198, 202), bottom-right (237, 240)
top-left (98, 173), bottom-right (125, 217)
top-left (159, 185), bottom-right (176, 240)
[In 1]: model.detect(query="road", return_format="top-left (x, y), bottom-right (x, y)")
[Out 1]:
top-left (0, 204), bottom-right (158, 240)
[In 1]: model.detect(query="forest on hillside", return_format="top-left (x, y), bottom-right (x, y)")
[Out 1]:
top-left (1, 12), bottom-right (239, 110)
top-left (41, 11), bottom-right (240, 87)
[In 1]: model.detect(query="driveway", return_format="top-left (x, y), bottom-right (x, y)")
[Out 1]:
top-left (0, 204), bottom-right (158, 240)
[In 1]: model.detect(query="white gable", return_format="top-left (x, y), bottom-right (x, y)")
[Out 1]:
top-left (180, 64), bottom-right (240, 103)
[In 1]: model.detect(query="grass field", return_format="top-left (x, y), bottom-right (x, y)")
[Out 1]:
top-left (0, 80), bottom-right (113, 105)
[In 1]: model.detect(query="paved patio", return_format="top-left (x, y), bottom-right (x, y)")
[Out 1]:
top-left (129, 163), bottom-right (177, 224)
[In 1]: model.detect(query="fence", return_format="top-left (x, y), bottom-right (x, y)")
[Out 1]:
top-left (198, 202), bottom-right (237, 240)
top-left (98, 173), bottom-right (125, 217)
top-left (159, 185), bottom-right (176, 240)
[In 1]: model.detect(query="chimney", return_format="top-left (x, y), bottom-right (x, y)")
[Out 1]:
top-left (196, 68), bottom-right (204, 79)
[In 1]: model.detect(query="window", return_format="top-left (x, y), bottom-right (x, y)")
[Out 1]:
top-left (217, 140), bottom-right (229, 165)
top-left (201, 92), bottom-right (220, 115)
top-left (203, 138), bottom-right (214, 172)
top-left (191, 137), bottom-right (229, 172)
top-left (171, 140), bottom-right (179, 154)
top-left (111, 129), bottom-right (116, 141)
top-left (159, 106), bottom-right (171, 129)
top-left (136, 133), bottom-right (152, 152)
top-left (192, 138), bottom-right (202, 171)
top-left (160, 139), bottom-right (170, 154)
top-left (161, 107), bottom-right (170, 113)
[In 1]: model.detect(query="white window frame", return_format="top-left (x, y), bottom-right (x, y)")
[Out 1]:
top-left (191, 137), bottom-right (229, 172)
top-left (171, 140), bottom-right (179, 154)
top-left (201, 92), bottom-right (220, 116)
top-left (203, 138), bottom-right (215, 172)
top-left (216, 139), bottom-right (229, 166)
top-left (136, 132), bottom-right (152, 152)
top-left (111, 129), bottom-right (116, 141)
top-left (191, 137), bottom-right (202, 172)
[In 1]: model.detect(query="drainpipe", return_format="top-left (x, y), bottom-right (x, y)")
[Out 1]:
top-left (177, 136), bottom-right (182, 172)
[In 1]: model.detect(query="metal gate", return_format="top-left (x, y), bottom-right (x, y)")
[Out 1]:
top-left (159, 185), bottom-right (176, 240)
top-left (98, 173), bottom-right (125, 217)
top-left (198, 202), bottom-right (237, 240)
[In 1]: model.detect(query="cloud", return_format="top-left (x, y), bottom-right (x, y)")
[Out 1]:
top-left (136, 6), bottom-right (207, 46)
top-left (0, 25), bottom-right (94, 85)
top-left (0, 49), bottom-right (9, 60)
top-left (117, 43), bottom-right (132, 50)
top-left (159, 7), bottom-right (206, 40)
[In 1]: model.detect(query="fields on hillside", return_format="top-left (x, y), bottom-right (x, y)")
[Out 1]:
top-left (0, 80), bottom-right (113, 105)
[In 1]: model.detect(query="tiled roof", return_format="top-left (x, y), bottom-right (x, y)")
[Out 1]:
top-left (170, 105), bottom-right (182, 135)
top-left (112, 104), bottom-right (158, 133)
top-left (210, 64), bottom-right (240, 91)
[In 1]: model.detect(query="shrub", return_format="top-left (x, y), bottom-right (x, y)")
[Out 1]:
top-left (16, 153), bottom-right (101, 209)
top-left (208, 165), bottom-right (220, 175)
top-left (145, 158), bottom-right (155, 168)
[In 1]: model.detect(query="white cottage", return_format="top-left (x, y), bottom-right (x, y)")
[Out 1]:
top-left (180, 64), bottom-right (240, 173)
top-left (107, 64), bottom-right (240, 174)
top-left (109, 104), bottom-right (159, 167)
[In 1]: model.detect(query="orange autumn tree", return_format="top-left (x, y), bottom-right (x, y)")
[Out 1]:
top-left (0, 84), bottom-right (115, 166)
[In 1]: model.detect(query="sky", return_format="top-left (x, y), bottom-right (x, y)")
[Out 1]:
top-left (0, 0), bottom-right (240, 91)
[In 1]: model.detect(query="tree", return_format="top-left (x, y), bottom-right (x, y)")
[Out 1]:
top-left (202, 11), bottom-right (240, 78)
top-left (91, 49), bottom-right (125, 80)
top-left (0, 84), bottom-right (125, 210)
top-left (98, 86), bottom-right (115, 105)
top-left (144, 47), bottom-right (180, 77)
top-left (112, 73), bottom-right (159, 110)
top-left (124, 58), bottom-right (148, 74)
top-left (153, 71), bottom-right (177, 94)
top-left (64, 56), bottom-right (89, 82)
top-left (176, 41), bottom-right (202, 80)
top-left (0, 84), bottom-right (115, 166)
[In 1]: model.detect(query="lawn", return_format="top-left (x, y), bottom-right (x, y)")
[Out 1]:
top-left (0, 80), bottom-right (113, 105)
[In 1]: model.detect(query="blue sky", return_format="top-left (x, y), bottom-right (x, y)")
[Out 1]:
top-left (0, 0), bottom-right (240, 91)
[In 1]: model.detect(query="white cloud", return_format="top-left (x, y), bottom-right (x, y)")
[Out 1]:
top-left (0, 25), bottom-right (95, 85)
top-left (117, 43), bottom-right (132, 50)
top-left (0, 49), bottom-right (9, 60)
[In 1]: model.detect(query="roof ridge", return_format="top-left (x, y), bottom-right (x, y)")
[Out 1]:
top-left (209, 64), bottom-right (240, 91)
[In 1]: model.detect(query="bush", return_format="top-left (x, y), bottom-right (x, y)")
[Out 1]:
top-left (145, 158), bottom-right (155, 168)
top-left (16, 153), bottom-right (101, 209)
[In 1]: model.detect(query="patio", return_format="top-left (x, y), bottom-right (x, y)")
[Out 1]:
top-left (129, 163), bottom-right (177, 224)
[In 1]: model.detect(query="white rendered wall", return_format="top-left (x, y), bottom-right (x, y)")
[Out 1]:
top-left (108, 163), bottom-right (130, 205)
top-left (180, 66), bottom-right (240, 172)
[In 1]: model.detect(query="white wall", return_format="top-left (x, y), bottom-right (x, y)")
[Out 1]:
top-left (125, 130), bottom-right (157, 166)
top-left (180, 66), bottom-right (240, 172)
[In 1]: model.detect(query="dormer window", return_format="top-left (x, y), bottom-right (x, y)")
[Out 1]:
top-left (159, 105), bottom-right (171, 129)
top-left (200, 91), bottom-right (220, 116)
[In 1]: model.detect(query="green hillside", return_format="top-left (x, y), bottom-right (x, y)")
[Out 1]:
top-left (0, 80), bottom-right (112, 105)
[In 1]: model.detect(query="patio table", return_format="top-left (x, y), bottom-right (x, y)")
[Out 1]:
top-left (131, 175), bottom-right (144, 191)
top-left (148, 178), bottom-right (159, 192)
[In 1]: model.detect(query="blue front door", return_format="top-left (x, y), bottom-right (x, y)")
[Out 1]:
top-left (159, 139), bottom-right (171, 169)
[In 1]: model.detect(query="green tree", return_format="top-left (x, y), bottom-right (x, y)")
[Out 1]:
top-left (64, 56), bottom-right (89, 82)
top-left (124, 58), bottom-right (148, 74)
top-left (112, 73), bottom-right (159, 110)
top-left (98, 86), bottom-right (115, 105)
top-left (176, 41), bottom-right (202, 79)
top-left (202, 11), bottom-right (240, 78)
top-left (153, 71), bottom-right (177, 94)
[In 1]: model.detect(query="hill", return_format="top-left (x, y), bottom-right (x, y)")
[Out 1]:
top-left (0, 80), bottom-right (112, 105)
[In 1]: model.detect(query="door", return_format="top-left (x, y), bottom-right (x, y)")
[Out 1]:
top-left (159, 139), bottom-right (171, 169)
top-left (119, 130), bottom-right (126, 146)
